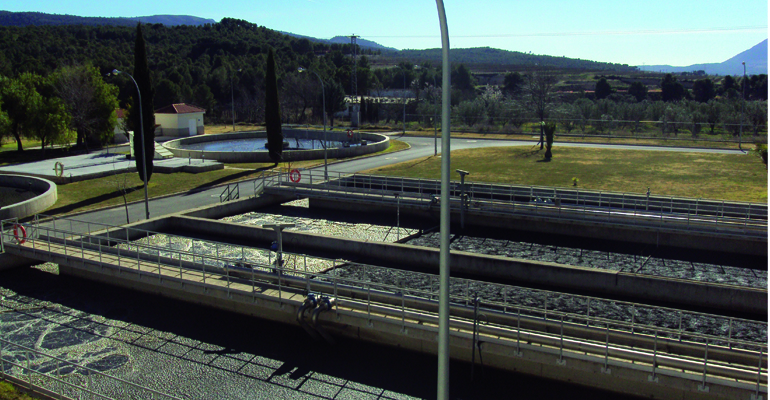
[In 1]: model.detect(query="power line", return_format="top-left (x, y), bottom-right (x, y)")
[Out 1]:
top-left (365, 26), bottom-right (767, 39)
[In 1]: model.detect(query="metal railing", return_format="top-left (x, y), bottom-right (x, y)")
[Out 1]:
top-left (259, 170), bottom-right (767, 239)
top-left (0, 337), bottom-right (181, 400)
top-left (220, 182), bottom-right (239, 202)
top-left (1, 215), bottom-right (766, 389)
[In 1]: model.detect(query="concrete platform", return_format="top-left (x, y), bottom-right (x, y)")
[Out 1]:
top-left (0, 150), bottom-right (223, 183)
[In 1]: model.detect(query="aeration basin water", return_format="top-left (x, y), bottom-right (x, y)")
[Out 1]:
top-left (180, 137), bottom-right (357, 152)
top-left (162, 129), bottom-right (390, 163)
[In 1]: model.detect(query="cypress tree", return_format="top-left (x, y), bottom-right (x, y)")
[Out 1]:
top-left (265, 48), bottom-right (283, 165)
top-left (131, 23), bottom-right (155, 183)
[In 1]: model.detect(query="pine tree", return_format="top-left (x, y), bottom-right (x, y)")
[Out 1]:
top-left (265, 48), bottom-right (283, 165)
top-left (131, 23), bottom-right (155, 183)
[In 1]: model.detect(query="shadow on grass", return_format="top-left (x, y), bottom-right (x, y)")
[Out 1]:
top-left (185, 165), bottom-right (276, 195)
top-left (513, 148), bottom-right (543, 159)
top-left (40, 185), bottom-right (144, 218)
top-left (400, 156), bottom-right (436, 170)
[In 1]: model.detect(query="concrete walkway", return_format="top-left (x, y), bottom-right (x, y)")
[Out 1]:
top-left (0, 147), bottom-right (222, 182)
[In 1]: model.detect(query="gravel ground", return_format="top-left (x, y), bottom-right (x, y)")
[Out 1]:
top-left (408, 233), bottom-right (767, 289)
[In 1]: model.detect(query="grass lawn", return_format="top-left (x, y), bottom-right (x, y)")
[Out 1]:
top-left (364, 146), bottom-right (768, 203)
top-left (402, 129), bottom-right (754, 150)
top-left (46, 139), bottom-right (409, 216)
top-left (1, 139), bottom-right (42, 152)
top-left (0, 381), bottom-right (35, 400)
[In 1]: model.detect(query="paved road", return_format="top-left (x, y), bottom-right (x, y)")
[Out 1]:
top-left (53, 134), bottom-right (746, 229)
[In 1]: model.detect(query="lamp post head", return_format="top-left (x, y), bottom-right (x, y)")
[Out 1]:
top-left (298, 67), bottom-right (306, 73)
top-left (111, 69), bottom-right (121, 75)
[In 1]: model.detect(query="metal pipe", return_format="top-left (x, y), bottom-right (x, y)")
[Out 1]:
top-left (311, 296), bottom-right (337, 344)
top-left (297, 294), bottom-right (321, 341)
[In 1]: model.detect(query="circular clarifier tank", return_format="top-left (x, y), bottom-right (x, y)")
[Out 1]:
top-left (0, 175), bottom-right (58, 219)
top-left (163, 128), bottom-right (390, 163)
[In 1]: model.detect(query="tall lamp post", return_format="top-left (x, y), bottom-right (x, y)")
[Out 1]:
top-left (402, 68), bottom-right (407, 135)
top-left (298, 67), bottom-right (328, 180)
top-left (435, 1), bottom-right (451, 399)
top-left (108, 69), bottom-right (150, 220)
top-left (739, 61), bottom-right (746, 151)
top-left (231, 68), bottom-right (242, 132)
top-left (414, 65), bottom-right (439, 156)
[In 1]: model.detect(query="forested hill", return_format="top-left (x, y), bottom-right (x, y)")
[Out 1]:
top-left (0, 11), bottom-right (216, 27)
top-left (0, 11), bottom-right (137, 27)
top-left (390, 47), bottom-right (637, 72)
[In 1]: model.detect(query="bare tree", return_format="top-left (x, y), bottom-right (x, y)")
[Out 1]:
top-left (523, 68), bottom-right (558, 149)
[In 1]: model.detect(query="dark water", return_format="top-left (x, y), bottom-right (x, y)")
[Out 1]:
top-left (180, 138), bottom-right (356, 152)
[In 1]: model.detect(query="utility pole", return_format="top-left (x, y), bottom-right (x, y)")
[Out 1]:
top-left (348, 34), bottom-right (360, 127)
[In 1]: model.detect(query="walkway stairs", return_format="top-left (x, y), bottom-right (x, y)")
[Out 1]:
top-left (154, 142), bottom-right (174, 159)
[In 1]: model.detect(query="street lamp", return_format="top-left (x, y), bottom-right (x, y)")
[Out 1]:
top-left (402, 68), bottom-right (407, 135)
top-left (415, 64), bottom-right (439, 156)
top-left (435, 1), bottom-right (451, 399)
top-left (740, 62), bottom-right (746, 151)
top-left (298, 67), bottom-right (328, 180)
top-left (108, 69), bottom-right (150, 220)
top-left (231, 68), bottom-right (242, 132)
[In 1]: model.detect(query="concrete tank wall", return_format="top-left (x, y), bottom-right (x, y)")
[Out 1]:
top-left (0, 175), bottom-right (57, 220)
top-left (162, 129), bottom-right (390, 163)
top-left (167, 215), bottom-right (767, 316)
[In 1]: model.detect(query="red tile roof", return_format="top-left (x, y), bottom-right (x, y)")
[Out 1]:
top-left (154, 103), bottom-right (206, 114)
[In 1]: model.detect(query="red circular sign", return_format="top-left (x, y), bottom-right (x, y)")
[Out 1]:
top-left (289, 169), bottom-right (301, 183)
top-left (13, 224), bottom-right (26, 244)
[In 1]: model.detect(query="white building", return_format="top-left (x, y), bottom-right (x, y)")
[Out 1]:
top-left (154, 103), bottom-right (206, 137)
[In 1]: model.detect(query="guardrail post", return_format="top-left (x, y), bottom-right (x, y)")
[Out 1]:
top-left (755, 346), bottom-right (764, 400)
top-left (586, 298), bottom-right (591, 327)
top-left (515, 308), bottom-right (522, 357)
top-left (649, 330), bottom-right (659, 382)
top-left (367, 284), bottom-right (373, 327)
top-left (400, 280), bottom-right (407, 333)
top-left (602, 323), bottom-right (611, 374)
top-left (699, 339), bottom-right (710, 392)
top-left (0, 219), bottom-right (5, 255)
top-left (557, 314), bottom-right (566, 365)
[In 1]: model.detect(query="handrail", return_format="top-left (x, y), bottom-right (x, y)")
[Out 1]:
top-left (2, 216), bottom-right (765, 350)
top-left (262, 170), bottom-right (767, 239)
top-left (1, 217), bottom-right (766, 390)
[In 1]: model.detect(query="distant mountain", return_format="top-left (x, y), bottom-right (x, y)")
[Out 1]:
top-left (128, 15), bottom-right (216, 26)
top-left (328, 36), bottom-right (397, 51)
top-left (0, 11), bottom-right (215, 27)
top-left (638, 39), bottom-right (767, 75)
top-left (386, 47), bottom-right (636, 71)
top-left (280, 32), bottom-right (397, 51)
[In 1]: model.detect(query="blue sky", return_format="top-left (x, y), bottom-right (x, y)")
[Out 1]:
top-left (2, 0), bottom-right (767, 67)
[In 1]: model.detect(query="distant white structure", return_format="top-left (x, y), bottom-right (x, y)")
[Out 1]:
top-left (113, 108), bottom-right (129, 143)
top-left (154, 103), bottom-right (206, 137)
